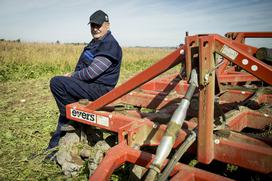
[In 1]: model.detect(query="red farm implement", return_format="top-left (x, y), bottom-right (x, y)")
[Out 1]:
top-left (65, 32), bottom-right (272, 180)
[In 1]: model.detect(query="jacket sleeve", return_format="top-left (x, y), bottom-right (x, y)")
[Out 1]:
top-left (72, 56), bottom-right (112, 81)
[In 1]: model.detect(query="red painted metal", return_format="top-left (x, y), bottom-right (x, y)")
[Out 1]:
top-left (196, 35), bottom-right (216, 164)
top-left (226, 109), bottom-right (272, 131)
top-left (65, 32), bottom-right (272, 180)
top-left (215, 35), bottom-right (272, 84)
top-left (215, 32), bottom-right (272, 83)
top-left (90, 142), bottom-right (234, 181)
top-left (217, 73), bottom-right (259, 83)
top-left (214, 133), bottom-right (272, 174)
top-left (225, 32), bottom-right (272, 43)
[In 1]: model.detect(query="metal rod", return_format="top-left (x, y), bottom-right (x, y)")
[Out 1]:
top-left (145, 69), bottom-right (198, 181)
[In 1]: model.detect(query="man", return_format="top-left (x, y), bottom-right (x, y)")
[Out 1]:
top-left (47, 10), bottom-right (122, 152)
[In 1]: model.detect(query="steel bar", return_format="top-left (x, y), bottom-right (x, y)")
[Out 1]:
top-left (197, 36), bottom-right (216, 164)
top-left (215, 35), bottom-right (272, 84)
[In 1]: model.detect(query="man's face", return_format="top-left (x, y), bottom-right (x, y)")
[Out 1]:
top-left (91, 22), bottom-right (109, 40)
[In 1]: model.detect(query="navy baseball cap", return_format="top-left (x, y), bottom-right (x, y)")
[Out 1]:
top-left (88, 10), bottom-right (109, 25)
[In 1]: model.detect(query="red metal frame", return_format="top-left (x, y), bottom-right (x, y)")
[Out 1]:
top-left (217, 32), bottom-right (272, 84)
top-left (90, 142), bottom-right (234, 181)
top-left (184, 33), bottom-right (272, 172)
top-left (225, 32), bottom-right (272, 43)
top-left (66, 32), bottom-right (272, 180)
top-left (215, 34), bottom-right (272, 84)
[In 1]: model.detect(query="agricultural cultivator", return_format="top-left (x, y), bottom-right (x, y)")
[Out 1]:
top-left (60, 32), bottom-right (272, 180)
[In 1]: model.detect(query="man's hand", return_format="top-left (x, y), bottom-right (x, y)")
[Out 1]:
top-left (64, 72), bottom-right (73, 77)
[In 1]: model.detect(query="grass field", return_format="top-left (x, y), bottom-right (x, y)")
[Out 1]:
top-left (0, 41), bottom-right (174, 180)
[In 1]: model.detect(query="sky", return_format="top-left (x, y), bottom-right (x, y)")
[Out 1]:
top-left (0, 0), bottom-right (272, 47)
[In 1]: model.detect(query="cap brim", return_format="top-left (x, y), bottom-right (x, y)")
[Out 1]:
top-left (88, 20), bottom-right (104, 25)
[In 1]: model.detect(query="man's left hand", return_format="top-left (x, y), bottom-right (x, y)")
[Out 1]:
top-left (64, 72), bottom-right (73, 77)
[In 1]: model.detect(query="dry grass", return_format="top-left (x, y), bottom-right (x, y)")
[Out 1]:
top-left (0, 41), bottom-right (173, 83)
top-left (0, 41), bottom-right (81, 65)
top-left (0, 41), bottom-right (174, 180)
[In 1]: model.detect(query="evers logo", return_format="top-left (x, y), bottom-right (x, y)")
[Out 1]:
top-left (71, 109), bottom-right (96, 123)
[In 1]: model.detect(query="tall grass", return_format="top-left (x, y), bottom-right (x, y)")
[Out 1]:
top-left (0, 42), bottom-right (82, 81)
top-left (0, 41), bottom-right (173, 82)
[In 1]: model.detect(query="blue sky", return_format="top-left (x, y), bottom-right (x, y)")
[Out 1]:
top-left (0, 0), bottom-right (271, 47)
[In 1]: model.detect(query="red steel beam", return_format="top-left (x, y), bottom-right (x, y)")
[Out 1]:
top-left (214, 132), bottom-right (272, 173)
top-left (119, 91), bottom-right (181, 110)
top-left (90, 142), bottom-right (234, 181)
top-left (225, 32), bottom-right (272, 43)
top-left (218, 73), bottom-right (259, 83)
top-left (237, 32), bottom-right (272, 38)
top-left (185, 35), bottom-right (199, 80)
top-left (215, 35), bottom-right (272, 84)
top-left (139, 74), bottom-right (189, 95)
top-left (211, 33), bottom-right (272, 84)
top-left (226, 110), bottom-right (272, 131)
top-left (226, 32), bottom-right (272, 39)
top-left (197, 36), bottom-right (216, 164)
top-left (218, 89), bottom-right (271, 104)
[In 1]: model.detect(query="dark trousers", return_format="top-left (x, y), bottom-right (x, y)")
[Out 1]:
top-left (47, 76), bottom-right (112, 149)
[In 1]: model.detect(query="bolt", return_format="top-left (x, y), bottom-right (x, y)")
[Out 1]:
top-left (204, 73), bottom-right (209, 83)
top-left (180, 49), bottom-right (185, 55)
top-left (214, 139), bottom-right (220, 144)
top-left (122, 131), bottom-right (127, 136)
top-left (132, 133), bottom-right (137, 141)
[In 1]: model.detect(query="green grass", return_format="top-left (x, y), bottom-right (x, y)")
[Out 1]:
top-left (0, 42), bottom-right (173, 180)
top-left (0, 42), bottom-right (173, 83)
top-left (0, 78), bottom-right (63, 180)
